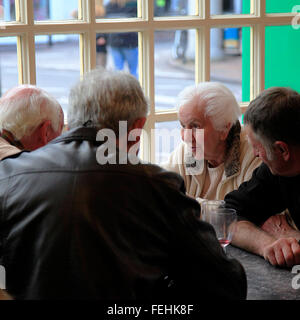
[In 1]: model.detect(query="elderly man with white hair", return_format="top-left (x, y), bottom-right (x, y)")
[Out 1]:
top-left (163, 82), bottom-right (261, 204)
top-left (0, 85), bottom-right (64, 160)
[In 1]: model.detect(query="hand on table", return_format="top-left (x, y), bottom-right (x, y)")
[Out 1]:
top-left (263, 237), bottom-right (300, 268)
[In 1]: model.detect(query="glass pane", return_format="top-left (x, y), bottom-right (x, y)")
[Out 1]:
top-left (35, 34), bottom-right (80, 117)
top-left (211, 27), bottom-right (250, 103)
top-left (0, 0), bottom-right (16, 21)
top-left (154, 0), bottom-right (195, 17)
top-left (266, 0), bottom-right (298, 14)
top-left (155, 30), bottom-right (195, 112)
top-left (104, 31), bottom-right (139, 78)
top-left (34, 0), bottom-right (78, 21)
top-left (155, 121), bottom-right (181, 164)
top-left (211, 0), bottom-right (251, 15)
top-left (0, 37), bottom-right (18, 96)
top-left (265, 25), bottom-right (300, 93)
top-left (102, 0), bottom-right (138, 19)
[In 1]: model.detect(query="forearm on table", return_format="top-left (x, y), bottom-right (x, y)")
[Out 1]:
top-left (232, 220), bottom-right (276, 257)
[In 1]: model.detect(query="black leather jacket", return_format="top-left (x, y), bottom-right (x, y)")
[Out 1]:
top-left (0, 127), bottom-right (246, 300)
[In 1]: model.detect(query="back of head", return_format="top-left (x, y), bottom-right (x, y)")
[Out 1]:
top-left (176, 82), bottom-right (241, 131)
top-left (68, 68), bottom-right (148, 134)
top-left (244, 87), bottom-right (300, 146)
top-left (0, 85), bottom-right (63, 140)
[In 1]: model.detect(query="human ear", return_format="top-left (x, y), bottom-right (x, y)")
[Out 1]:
top-left (274, 141), bottom-right (290, 161)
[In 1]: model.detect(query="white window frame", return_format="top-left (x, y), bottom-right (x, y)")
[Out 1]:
top-left (0, 0), bottom-right (298, 162)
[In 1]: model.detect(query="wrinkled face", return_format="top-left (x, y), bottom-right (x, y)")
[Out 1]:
top-left (178, 102), bottom-right (223, 161)
top-left (245, 125), bottom-right (285, 176)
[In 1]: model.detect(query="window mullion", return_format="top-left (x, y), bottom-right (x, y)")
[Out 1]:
top-left (17, 0), bottom-right (36, 84)
top-left (80, 0), bottom-right (96, 75)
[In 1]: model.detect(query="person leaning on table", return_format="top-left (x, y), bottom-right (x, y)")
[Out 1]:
top-left (225, 87), bottom-right (300, 268)
top-left (162, 82), bottom-right (261, 206)
top-left (0, 68), bottom-right (246, 300)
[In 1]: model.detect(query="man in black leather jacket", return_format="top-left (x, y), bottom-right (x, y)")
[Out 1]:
top-left (0, 69), bottom-right (246, 300)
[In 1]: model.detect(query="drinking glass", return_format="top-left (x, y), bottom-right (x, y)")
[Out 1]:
top-left (205, 208), bottom-right (237, 253)
top-left (201, 200), bottom-right (225, 221)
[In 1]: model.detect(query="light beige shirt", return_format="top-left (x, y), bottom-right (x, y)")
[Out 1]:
top-left (161, 130), bottom-right (262, 203)
top-left (0, 137), bottom-right (21, 160)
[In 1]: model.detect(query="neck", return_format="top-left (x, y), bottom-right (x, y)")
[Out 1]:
top-left (207, 142), bottom-right (226, 168)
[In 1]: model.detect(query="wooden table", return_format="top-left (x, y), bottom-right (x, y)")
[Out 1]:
top-left (227, 245), bottom-right (300, 300)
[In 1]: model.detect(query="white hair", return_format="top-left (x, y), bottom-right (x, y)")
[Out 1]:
top-left (176, 82), bottom-right (241, 131)
top-left (0, 85), bottom-right (62, 140)
top-left (68, 68), bottom-right (149, 133)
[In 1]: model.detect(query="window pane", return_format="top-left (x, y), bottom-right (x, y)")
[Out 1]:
top-left (0, 0), bottom-right (16, 21)
top-left (35, 34), bottom-right (80, 117)
top-left (102, 0), bottom-right (138, 20)
top-left (34, 0), bottom-right (78, 21)
top-left (265, 25), bottom-right (300, 93)
top-left (211, 27), bottom-right (249, 103)
top-left (104, 31), bottom-right (139, 79)
top-left (155, 30), bottom-right (195, 112)
top-left (0, 37), bottom-right (18, 96)
top-left (211, 0), bottom-right (251, 15)
top-left (155, 121), bottom-right (181, 164)
top-left (154, 0), bottom-right (195, 17)
top-left (266, 0), bottom-right (298, 14)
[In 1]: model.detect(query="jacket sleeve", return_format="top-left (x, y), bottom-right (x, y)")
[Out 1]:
top-left (169, 205), bottom-right (247, 300)
top-left (225, 163), bottom-right (287, 225)
top-left (157, 172), bottom-right (247, 300)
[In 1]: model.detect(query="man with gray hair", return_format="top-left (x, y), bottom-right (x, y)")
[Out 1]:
top-left (225, 86), bottom-right (300, 268)
top-left (0, 69), bottom-right (246, 300)
top-left (0, 85), bottom-right (64, 160)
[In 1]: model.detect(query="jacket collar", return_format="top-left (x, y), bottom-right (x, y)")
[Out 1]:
top-left (223, 121), bottom-right (241, 177)
top-left (49, 126), bottom-right (99, 144)
top-left (184, 121), bottom-right (241, 178)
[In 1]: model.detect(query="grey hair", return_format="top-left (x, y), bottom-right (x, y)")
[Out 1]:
top-left (176, 82), bottom-right (241, 131)
top-left (252, 131), bottom-right (276, 161)
top-left (68, 68), bottom-right (149, 134)
top-left (0, 85), bottom-right (63, 140)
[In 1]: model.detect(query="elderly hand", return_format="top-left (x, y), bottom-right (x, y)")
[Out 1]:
top-left (263, 237), bottom-right (300, 268)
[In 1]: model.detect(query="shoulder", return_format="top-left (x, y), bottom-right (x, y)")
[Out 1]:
top-left (138, 161), bottom-right (186, 192)
top-left (160, 142), bottom-right (186, 171)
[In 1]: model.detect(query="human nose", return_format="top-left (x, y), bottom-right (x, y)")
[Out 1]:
top-left (181, 128), bottom-right (195, 144)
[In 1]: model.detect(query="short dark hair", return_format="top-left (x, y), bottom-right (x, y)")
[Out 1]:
top-left (244, 87), bottom-right (300, 146)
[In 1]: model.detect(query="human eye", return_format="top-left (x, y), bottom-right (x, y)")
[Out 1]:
top-left (192, 123), bottom-right (202, 129)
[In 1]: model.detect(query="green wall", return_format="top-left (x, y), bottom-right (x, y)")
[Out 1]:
top-left (242, 0), bottom-right (300, 102)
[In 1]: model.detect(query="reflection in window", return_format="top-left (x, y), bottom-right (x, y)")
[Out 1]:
top-left (154, 0), bottom-right (191, 17)
top-left (34, 0), bottom-right (78, 21)
top-left (155, 121), bottom-right (181, 164)
top-left (103, 31), bottom-right (139, 79)
top-left (0, 37), bottom-right (18, 96)
top-left (155, 30), bottom-right (195, 112)
top-left (35, 34), bottom-right (80, 117)
top-left (211, 0), bottom-right (250, 15)
top-left (103, 0), bottom-right (138, 20)
top-left (211, 27), bottom-right (248, 103)
top-left (0, 0), bottom-right (16, 21)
